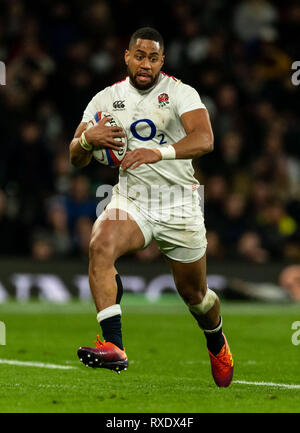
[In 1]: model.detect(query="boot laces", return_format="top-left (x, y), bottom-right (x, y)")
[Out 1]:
top-left (214, 346), bottom-right (234, 370)
top-left (94, 334), bottom-right (126, 353)
top-left (94, 334), bottom-right (105, 348)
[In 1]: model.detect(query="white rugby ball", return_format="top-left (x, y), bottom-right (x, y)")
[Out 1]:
top-left (86, 111), bottom-right (127, 167)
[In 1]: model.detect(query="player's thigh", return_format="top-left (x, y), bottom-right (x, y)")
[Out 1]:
top-left (167, 253), bottom-right (208, 300)
top-left (90, 208), bottom-right (145, 259)
top-left (155, 219), bottom-right (208, 295)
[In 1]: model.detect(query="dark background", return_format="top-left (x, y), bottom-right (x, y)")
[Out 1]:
top-left (0, 0), bottom-right (299, 270)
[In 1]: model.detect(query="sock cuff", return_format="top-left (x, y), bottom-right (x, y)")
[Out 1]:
top-left (203, 316), bottom-right (223, 334)
top-left (97, 304), bottom-right (122, 323)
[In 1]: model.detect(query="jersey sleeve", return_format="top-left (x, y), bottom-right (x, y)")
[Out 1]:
top-left (81, 89), bottom-right (106, 123)
top-left (175, 82), bottom-right (207, 117)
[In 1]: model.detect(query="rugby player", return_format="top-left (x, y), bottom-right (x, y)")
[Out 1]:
top-left (69, 27), bottom-right (234, 387)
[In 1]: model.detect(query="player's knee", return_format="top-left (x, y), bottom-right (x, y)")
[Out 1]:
top-left (175, 277), bottom-right (207, 305)
top-left (89, 232), bottom-right (115, 262)
top-left (180, 288), bottom-right (206, 305)
top-left (188, 288), bottom-right (218, 316)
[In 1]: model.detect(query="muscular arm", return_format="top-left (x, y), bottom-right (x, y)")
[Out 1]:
top-left (173, 108), bottom-right (214, 159)
top-left (69, 122), bottom-right (92, 168)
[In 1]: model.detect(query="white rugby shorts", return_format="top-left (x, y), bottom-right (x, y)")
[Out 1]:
top-left (99, 193), bottom-right (207, 263)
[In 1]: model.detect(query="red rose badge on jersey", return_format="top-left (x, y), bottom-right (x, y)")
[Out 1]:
top-left (158, 93), bottom-right (169, 107)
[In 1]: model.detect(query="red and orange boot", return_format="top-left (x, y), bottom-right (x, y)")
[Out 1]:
top-left (77, 335), bottom-right (128, 374)
top-left (208, 332), bottom-right (234, 387)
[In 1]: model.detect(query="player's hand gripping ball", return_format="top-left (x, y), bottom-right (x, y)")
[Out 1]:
top-left (86, 111), bottom-right (127, 167)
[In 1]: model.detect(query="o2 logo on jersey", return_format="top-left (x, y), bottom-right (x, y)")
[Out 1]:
top-left (130, 119), bottom-right (167, 145)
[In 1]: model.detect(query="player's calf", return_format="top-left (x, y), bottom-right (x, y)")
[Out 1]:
top-left (97, 273), bottom-right (124, 350)
top-left (187, 287), bottom-right (225, 355)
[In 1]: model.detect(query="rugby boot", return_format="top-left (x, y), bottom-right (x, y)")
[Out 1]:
top-left (77, 335), bottom-right (128, 374)
top-left (208, 332), bottom-right (234, 387)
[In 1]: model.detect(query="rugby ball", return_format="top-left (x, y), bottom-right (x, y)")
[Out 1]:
top-left (86, 111), bottom-right (127, 167)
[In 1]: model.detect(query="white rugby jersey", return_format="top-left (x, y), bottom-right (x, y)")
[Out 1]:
top-left (81, 72), bottom-right (207, 221)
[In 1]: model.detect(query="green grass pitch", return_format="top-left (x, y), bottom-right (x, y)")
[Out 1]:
top-left (0, 295), bottom-right (299, 413)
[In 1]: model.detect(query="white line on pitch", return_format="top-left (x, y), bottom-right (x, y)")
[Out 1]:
top-left (0, 359), bottom-right (78, 370)
top-left (233, 380), bottom-right (300, 389)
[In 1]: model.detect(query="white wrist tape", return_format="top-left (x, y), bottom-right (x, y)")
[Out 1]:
top-left (158, 145), bottom-right (176, 160)
top-left (188, 288), bottom-right (217, 315)
top-left (97, 304), bottom-right (122, 323)
top-left (79, 132), bottom-right (93, 152)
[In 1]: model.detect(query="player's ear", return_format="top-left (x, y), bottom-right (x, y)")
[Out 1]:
top-left (124, 50), bottom-right (129, 66)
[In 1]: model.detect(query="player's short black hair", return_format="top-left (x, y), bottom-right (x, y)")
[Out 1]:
top-left (129, 27), bottom-right (164, 51)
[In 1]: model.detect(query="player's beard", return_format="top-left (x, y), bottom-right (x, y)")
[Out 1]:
top-left (127, 67), bottom-right (160, 91)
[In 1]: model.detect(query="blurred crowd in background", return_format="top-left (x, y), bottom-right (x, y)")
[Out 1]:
top-left (0, 0), bottom-right (300, 264)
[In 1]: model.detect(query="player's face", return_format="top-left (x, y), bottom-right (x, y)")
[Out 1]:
top-left (125, 39), bottom-right (164, 90)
